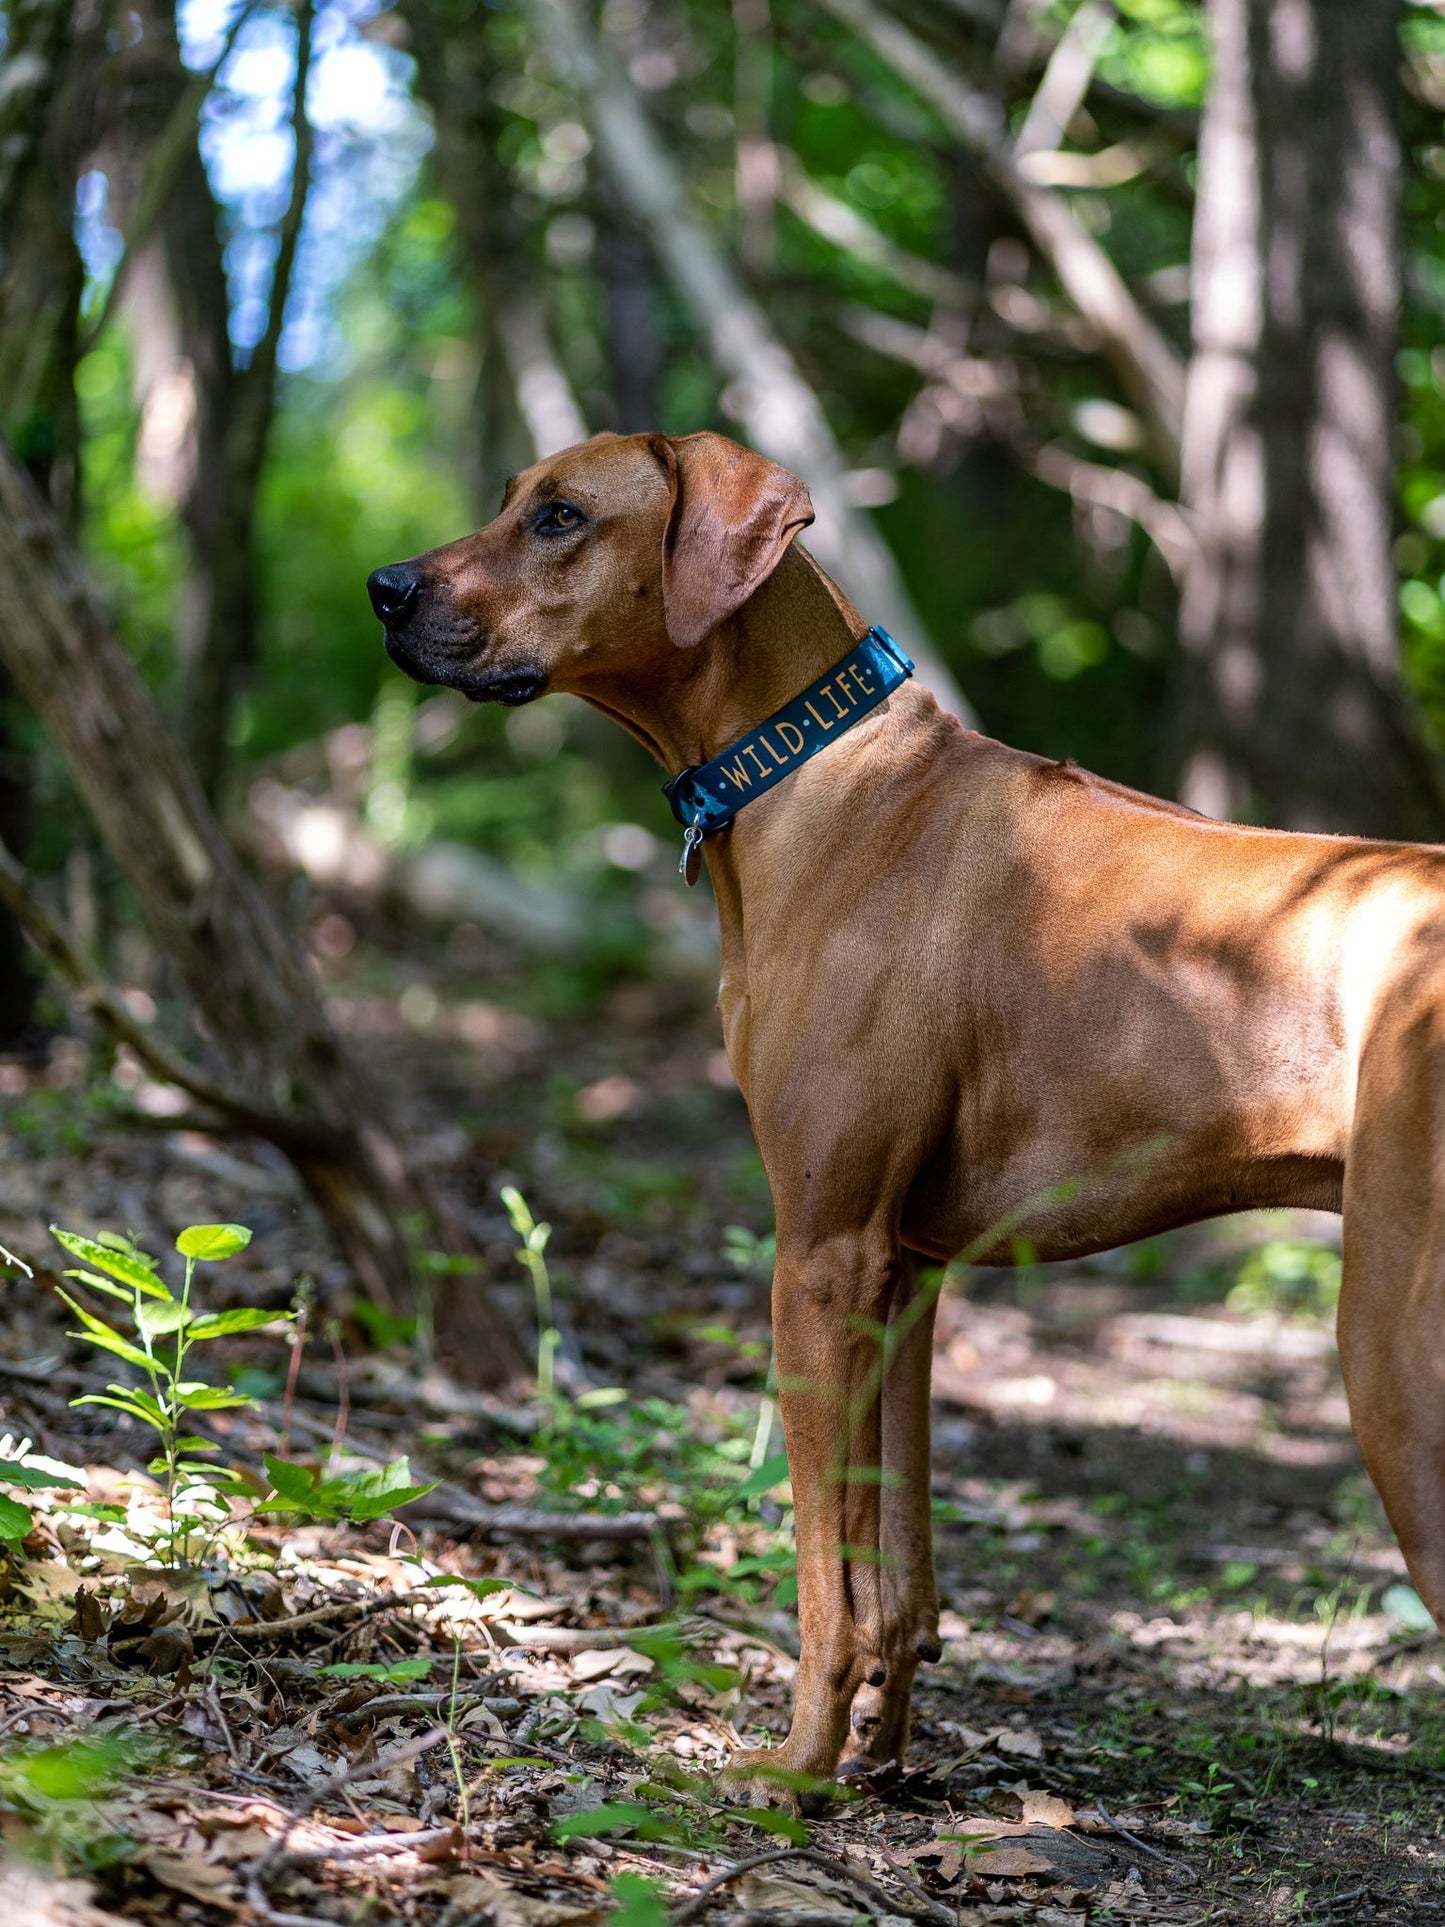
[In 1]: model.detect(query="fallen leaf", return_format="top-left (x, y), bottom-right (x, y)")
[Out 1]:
top-left (996, 1726), bottom-right (1044, 1760)
top-left (570, 1648), bottom-right (625, 1683)
top-left (440, 1872), bottom-right (605, 1925)
top-left (1019, 1787), bottom-right (1076, 1828)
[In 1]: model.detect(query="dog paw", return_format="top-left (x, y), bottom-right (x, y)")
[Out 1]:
top-left (719, 1745), bottom-right (843, 1817)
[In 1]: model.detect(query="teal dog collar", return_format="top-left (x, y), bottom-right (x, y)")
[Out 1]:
top-left (663, 625), bottom-right (913, 882)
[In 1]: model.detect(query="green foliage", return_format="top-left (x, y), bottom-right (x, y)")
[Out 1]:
top-left (54, 1220), bottom-right (288, 1565)
top-left (318, 1657), bottom-right (432, 1683)
top-left (606, 1873), bottom-right (668, 1927)
top-left (1228, 1239), bottom-right (1342, 1321)
top-left (0, 1731), bottom-right (151, 1870)
top-left (500, 1186), bottom-right (559, 1399)
top-left (257, 1453), bottom-right (438, 1525)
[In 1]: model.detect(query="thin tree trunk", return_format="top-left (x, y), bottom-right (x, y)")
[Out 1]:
top-left (1174, 0), bottom-right (1444, 836)
top-left (0, 0), bottom-right (105, 1044)
top-left (0, 446), bottom-right (527, 1387)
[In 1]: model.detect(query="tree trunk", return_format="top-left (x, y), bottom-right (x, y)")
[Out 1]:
top-left (0, 446), bottom-right (527, 1388)
top-left (0, 0), bottom-right (105, 1044)
top-left (1174, 0), bottom-right (1444, 836)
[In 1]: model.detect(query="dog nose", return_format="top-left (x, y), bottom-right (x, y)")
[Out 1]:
top-left (367, 564), bottom-right (422, 626)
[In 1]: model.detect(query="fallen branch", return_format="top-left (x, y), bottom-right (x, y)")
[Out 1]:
top-left (1093, 1800), bottom-right (1199, 1884)
top-left (405, 1484), bottom-right (662, 1544)
top-left (199, 1589), bottom-right (414, 1645)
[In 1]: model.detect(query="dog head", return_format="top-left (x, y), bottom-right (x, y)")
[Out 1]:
top-left (366, 431), bottom-right (814, 704)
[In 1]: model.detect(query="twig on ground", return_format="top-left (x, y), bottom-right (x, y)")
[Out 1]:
top-left (200, 1589), bottom-right (414, 1645)
top-left (243, 1724), bottom-right (453, 1924)
top-left (670, 1845), bottom-right (953, 1926)
top-left (1093, 1800), bottom-right (1199, 1884)
top-left (404, 1485), bottom-right (663, 1543)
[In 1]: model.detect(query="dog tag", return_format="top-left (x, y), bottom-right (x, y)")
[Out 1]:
top-left (680, 819), bottom-right (703, 887)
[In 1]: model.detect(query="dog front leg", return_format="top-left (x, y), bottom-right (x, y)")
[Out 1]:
top-left (726, 1230), bottom-right (900, 1805)
top-left (839, 1252), bottom-right (941, 1783)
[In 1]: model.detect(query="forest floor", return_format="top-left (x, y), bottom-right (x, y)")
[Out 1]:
top-left (0, 906), bottom-right (1441, 1927)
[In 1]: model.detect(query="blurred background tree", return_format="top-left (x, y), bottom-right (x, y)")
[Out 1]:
top-left (6, 0), bottom-right (1445, 1349)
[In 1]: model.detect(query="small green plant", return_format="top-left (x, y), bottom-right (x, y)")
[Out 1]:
top-left (501, 1185), bottom-right (559, 1398)
top-left (54, 1221), bottom-right (287, 1564)
top-left (319, 1657), bottom-right (432, 1684)
top-left (257, 1453), bottom-right (438, 1525)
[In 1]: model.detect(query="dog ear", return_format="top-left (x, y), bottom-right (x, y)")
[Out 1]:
top-left (651, 434), bottom-right (815, 647)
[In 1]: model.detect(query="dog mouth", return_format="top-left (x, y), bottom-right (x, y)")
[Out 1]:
top-left (382, 631), bottom-right (547, 707)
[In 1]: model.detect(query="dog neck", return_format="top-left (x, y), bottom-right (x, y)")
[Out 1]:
top-left (576, 544), bottom-right (871, 776)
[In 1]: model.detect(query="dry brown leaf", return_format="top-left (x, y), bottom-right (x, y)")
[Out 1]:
top-left (734, 1868), bottom-right (861, 1918)
top-left (440, 1872), bottom-right (606, 1925)
top-left (570, 1648), bottom-right (624, 1682)
top-left (132, 1849), bottom-right (238, 1907)
top-left (1018, 1787), bottom-right (1076, 1828)
top-left (968, 1842), bottom-right (1056, 1878)
top-left (995, 1726), bottom-right (1044, 1759)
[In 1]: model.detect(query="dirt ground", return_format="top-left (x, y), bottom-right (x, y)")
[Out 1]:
top-left (0, 912), bottom-right (1441, 1927)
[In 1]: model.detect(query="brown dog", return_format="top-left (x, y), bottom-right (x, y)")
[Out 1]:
top-left (369, 429), bottom-right (1445, 1797)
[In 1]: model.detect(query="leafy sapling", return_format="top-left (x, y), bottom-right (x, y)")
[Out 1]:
top-left (501, 1184), bottom-right (559, 1398)
top-left (53, 1221), bottom-right (289, 1564)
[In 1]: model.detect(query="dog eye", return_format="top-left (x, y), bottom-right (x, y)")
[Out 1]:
top-left (536, 500), bottom-right (586, 536)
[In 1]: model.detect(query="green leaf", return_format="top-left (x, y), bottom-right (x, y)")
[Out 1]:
top-left (176, 1224), bottom-right (252, 1262)
top-left (728, 1804), bottom-right (809, 1845)
top-left (0, 1495), bottom-right (34, 1542)
top-left (173, 1385), bottom-right (252, 1411)
top-left (341, 1482), bottom-right (437, 1521)
top-left (59, 1297), bottom-right (156, 1372)
top-left (173, 1459), bottom-right (246, 1483)
top-left (551, 1803), bottom-right (662, 1844)
top-left (607, 1874), bottom-right (668, 1927)
top-left (136, 1299), bottom-right (191, 1338)
top-left (0, 1460), bottom-right (81, 1492)
top-left (263, 1455), bottom-right (320, 1505)
top-left (61, 1269), bottom-right (136, 1303)
top-left (1382, 1583), bottom-right (1436, 1632)
top-left (186, 1307), bottom-right (287, 1340)
top-left (733, 1451), bottom-right (790, 1501)
top-left (50, 1229), bottom-right (170, 1299)
top-left (318, 1657), bottom-right (431, 1682)
top-left (71, 1394), bottom-right (166, 1433)
top-left (573, 1387), bottom-right (628, 1410)
top-left (423, 1575), bottom-right (516, 1600)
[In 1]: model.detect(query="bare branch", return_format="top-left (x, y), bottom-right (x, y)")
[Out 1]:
top-left (841, 303), bottom-right (1193, 578)
top-left (232, 0), bottom-right (314, 467)
top-left (0, 0), bottom-right (72, 261)
top-left (817, 0), bottom-right (1185, 480)
top-left (1013, 0), bottom-right (1115, 159)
